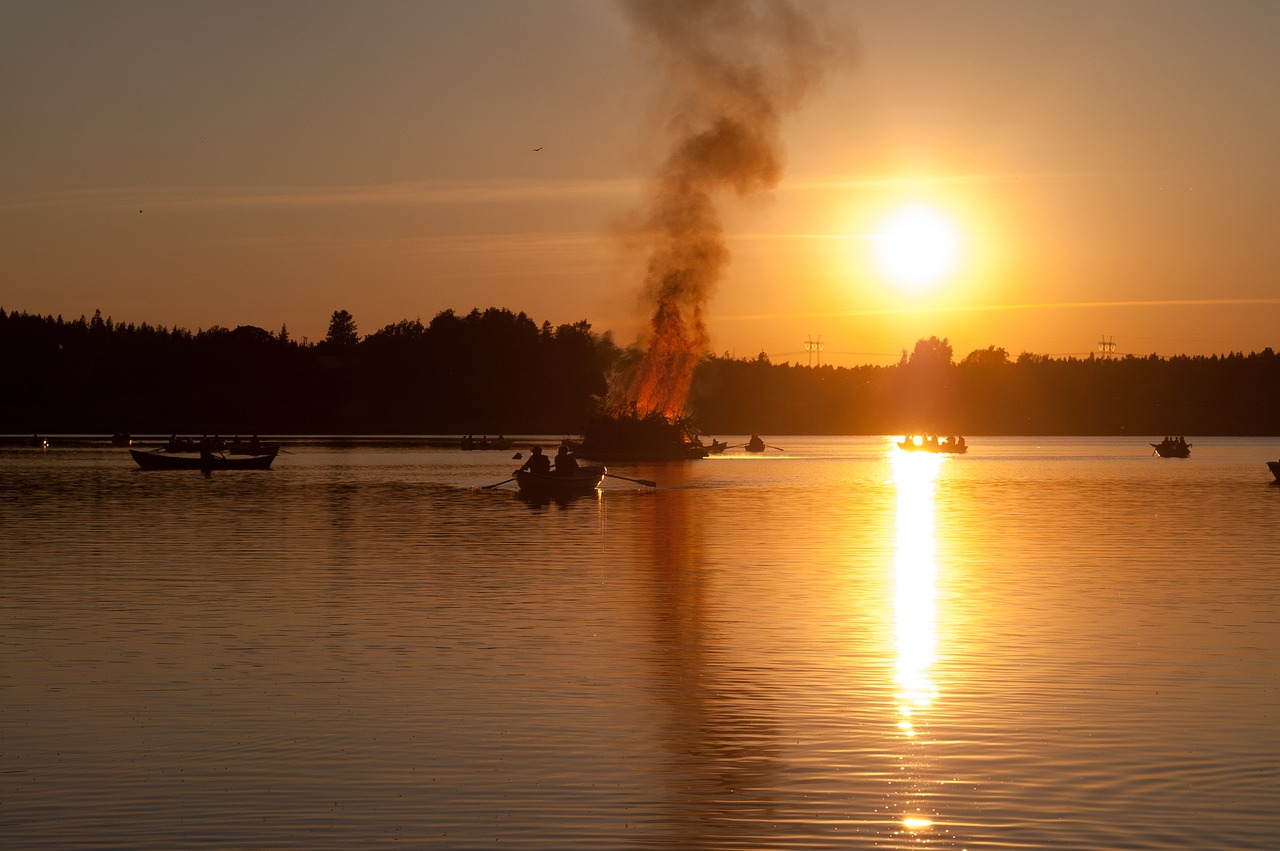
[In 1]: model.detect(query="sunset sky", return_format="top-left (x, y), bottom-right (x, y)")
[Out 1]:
top-left (4, 0), bottom-right (1279, 367)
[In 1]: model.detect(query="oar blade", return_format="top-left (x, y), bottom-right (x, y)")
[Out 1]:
top-left (482, 476), bottom-right (517, 489)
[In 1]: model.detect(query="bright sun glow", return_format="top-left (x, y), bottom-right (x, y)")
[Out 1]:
top-left (873, 204), bottom-right (962, 291)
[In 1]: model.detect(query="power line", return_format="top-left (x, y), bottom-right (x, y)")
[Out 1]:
top-left (803, 335), bottom-right (825, 367)
top-left (771, 350), bottom-right (899, 358)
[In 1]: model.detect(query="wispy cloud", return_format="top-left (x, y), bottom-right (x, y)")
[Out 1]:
top-left (210, 231), bottom-right (609, 252)
top-left (782, 171), bottom-right (1086, 192)
top-left (4, 178), bottom-right (643, 212)
top-left (713, 297), bottom-right (1280, 321)
top-left (5, 169), bottom-right (1079, 214)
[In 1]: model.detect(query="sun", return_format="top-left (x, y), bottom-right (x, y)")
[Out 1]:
top-left (873, 204), bottom-right (962, 291)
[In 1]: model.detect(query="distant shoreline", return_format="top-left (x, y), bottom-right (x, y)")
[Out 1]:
top-left (5, 308), bottom-right (1280, 436)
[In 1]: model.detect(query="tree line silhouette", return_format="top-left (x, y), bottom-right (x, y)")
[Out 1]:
top-left (690, 337), bottom-right (1280, 436)
top-left (3, 307), bottom-right (1278, 436)
top-left (0, 307), bottom-right (615, 435)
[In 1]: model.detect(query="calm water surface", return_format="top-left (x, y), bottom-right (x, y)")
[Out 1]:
top-left (2, 436), bottom-right (1278, 848)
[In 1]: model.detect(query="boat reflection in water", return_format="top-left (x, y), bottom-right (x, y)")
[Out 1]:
top-left (516, 488), bottom-right (603, 511)
top-left (889, 449), bottom-right (944, 837)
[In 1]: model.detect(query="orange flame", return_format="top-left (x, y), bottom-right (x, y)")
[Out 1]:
top-left (623, 299), bottom-right (707, 419)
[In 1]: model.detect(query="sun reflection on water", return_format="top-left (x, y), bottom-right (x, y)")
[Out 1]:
top-left (890, 447), bottom-right (944, 834)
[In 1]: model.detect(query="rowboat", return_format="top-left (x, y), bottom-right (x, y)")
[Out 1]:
top-left (899, 435), bottom-right (967, 454)
top-left (1267, 460), bottom-right (1279, 482)
top-left (461, 435), bottom-right (512, 451)
top-left (1151, 437), bottom-right (1191, 458)
top-left (130, 447), bottom-right (278, 471)
top-left (513, 465), bottom-right (606, 497)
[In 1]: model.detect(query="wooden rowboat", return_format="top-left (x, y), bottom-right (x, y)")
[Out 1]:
top-left (1151, 437), bottom-right (1191, 458)
top-left (130, 447), bottom-right (278, 471)
top-left (461, 435), bottom-right (513, 451)
top-left (513, 465), bottom-right (606, 497)
top-left (1267, 460), bottom-right (1279, 482)
top-left (899, 436), bottom-right (967, 454)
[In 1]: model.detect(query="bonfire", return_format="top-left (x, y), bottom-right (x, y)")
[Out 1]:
top-left (576, 405), bottom-right (709, 462)
top-left (582, 2), bottom-right (839, 462)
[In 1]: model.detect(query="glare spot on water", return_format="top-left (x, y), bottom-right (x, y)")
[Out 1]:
top-left (891, 451), bottom-right (942, 720)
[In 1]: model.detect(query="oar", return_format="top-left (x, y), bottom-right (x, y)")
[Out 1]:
top-left (604, 472), bottom-right (657, 487)
top-left (483, 476), bottom-right (516, 489)
top-left (765, 444), bottom-right (785, 452)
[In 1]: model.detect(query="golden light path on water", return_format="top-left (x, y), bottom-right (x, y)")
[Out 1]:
top-left (890, 448), bottom-right (945, 835)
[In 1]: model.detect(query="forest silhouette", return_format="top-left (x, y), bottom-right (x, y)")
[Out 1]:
top-left (3, 307), bottom-right (1277, 436)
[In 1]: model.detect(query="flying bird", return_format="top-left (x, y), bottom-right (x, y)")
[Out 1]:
top-left (533, 146), bottom-right (543, 151)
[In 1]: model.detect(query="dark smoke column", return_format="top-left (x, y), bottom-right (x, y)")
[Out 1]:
top-left (616, 0), bottom-right (846, 419)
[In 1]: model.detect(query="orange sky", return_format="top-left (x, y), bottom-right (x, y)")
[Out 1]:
top-left (3, 1), bottom-right (1279, 366)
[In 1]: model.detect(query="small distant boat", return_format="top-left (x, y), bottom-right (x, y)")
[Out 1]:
top-left (130, 447), bottom-right (278, 471)
top-left (707, 439), bottom-right (727, 455)
top-left (1267, 460), bottom-right (1279, 482)
top-left (1151, 437), bottom-right (1191, 458)
top-left (110, 432), bottom-right (132, 446)
top-left (899, 435), bottom-right (967, 454)
top-left (513, 465), bottom-right (606, 498)
top-left (461, 435), bottom-right (513, 451)
top-left (745, 434), bottom-right (766, 453)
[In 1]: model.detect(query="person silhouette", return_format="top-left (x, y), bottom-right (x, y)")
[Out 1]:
top-left (520, 445), bottom-right (551, 475)
top-left (553, 443), bottom-right (579, 476)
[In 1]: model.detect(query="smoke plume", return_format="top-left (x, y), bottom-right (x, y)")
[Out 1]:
top-left (614, 0), bottom-right (846, 419)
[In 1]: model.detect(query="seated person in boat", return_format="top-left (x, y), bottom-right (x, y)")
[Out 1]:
top-left (553, 443), bottom-right (579, 475)
top-left (520, 445), bottom-right (552, 475)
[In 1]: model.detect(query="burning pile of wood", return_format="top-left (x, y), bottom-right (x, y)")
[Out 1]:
top-left (575, 407), bottom-right (709, 462)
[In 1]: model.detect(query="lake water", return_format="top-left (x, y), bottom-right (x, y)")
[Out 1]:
top-left (2, 436), bottom-right (1278, 849)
